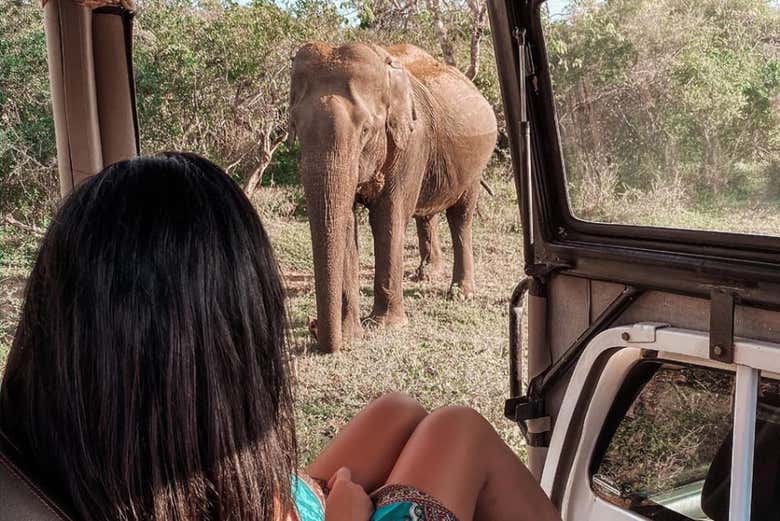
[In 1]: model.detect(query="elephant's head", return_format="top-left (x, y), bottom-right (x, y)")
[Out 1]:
top-left (289, 42), bottom-right (417, 352)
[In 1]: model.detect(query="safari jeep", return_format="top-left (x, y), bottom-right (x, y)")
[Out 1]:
top-left (1, 1), bottom-right (779, 521)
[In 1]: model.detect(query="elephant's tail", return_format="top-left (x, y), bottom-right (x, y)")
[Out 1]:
top-left (480, 178), bottom-right (495, 197)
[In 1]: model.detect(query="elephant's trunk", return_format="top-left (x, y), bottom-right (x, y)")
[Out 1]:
top-left (300, 150), bottom-right (358, 353)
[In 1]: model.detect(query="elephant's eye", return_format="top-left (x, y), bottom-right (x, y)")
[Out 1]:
top-left (362, 125), bottom-right (371, 136)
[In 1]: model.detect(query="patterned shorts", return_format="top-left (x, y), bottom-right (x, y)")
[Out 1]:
top-left (292, 475), bottom-right (459, 521)
top-left (371, 484), bottom-right (459, 521)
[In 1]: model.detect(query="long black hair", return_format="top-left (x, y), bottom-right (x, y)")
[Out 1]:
top-left (0, 153), bottom-right (296, 520)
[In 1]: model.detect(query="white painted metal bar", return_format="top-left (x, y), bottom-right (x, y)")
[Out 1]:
top-left (730, 365), bottom-right (759, 521)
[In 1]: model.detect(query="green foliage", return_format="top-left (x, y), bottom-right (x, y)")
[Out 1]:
top-left (3, 0), bottom-right (777, 230)
top-left (264, 143), bottom-right (301, 186)
top-left (133, 0), bottom-right (308, 182)
top-left (547, 0), bottom-right (780, 216)
top-left (0, 0), bottom-right (57, 221)
top-left (765, 159), bottom-right (780, 201)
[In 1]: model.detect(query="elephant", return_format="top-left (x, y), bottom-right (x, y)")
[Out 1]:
top-left (289, 42), bottom-right (497, 353)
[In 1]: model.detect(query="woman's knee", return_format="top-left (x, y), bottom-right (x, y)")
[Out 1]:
top-left (414, 406), bottom-right (495, 446)
top-left (369, 392), bottom-right (428, 426)
top-left (431, 405), bottom-right (491, 426)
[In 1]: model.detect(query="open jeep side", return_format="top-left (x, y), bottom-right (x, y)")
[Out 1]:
top-left (489, 1), bottom-right (780, 520)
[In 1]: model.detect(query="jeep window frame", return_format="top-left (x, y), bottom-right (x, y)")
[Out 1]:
top-left (489, 0), bottom-right (780, 309)
top-left (540, 326), bottom-right (772, 521)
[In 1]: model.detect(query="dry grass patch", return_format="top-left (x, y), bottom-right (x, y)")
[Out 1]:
top-left (271, 174), bottom-right (527, 463)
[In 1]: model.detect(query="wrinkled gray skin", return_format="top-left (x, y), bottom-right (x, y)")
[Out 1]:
top-left (289, 42), bottom-right (497, 353)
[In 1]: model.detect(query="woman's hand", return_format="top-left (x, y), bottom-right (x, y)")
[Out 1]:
top-left (324, 467), bottom-right (374, 521)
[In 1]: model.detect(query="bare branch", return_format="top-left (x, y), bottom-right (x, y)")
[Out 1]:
top-left (3, 214), bottom-right (45, 237)
top-left (244, 131), bottom-right (289, 196)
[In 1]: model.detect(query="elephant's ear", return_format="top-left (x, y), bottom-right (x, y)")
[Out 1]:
top-left (287, 99), bottom-right (297, 148)
top-left (386, 58), bottom-right (417, 150)
top-left (288, 50), bottom-right (307, 147)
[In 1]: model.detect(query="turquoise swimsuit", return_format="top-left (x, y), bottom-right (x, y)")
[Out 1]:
top-left (292, 476), bottom-right (458, 521)
top-left (292, 475), bottom-right (326, 521)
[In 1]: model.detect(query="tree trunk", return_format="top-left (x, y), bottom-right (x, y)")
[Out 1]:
top-left (426, 0), bottom-right (456, 66)
top-left (244, 131), bottom-right (287, 196)
top-left (466, 0), bottom-right (487, 80)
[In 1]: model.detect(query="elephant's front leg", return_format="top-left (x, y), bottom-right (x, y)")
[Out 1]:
top-left (342, 209), bottom-right (363, 341)
top-left (368, 203), bottom-right (408, 327)
top-left (413, 214), bottom-right (443, 282)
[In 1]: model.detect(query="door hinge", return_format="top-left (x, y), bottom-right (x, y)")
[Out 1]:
top-left (512, 27), bottom-right (539, 95)
top-left (504, 395), bottom-right (549, 447)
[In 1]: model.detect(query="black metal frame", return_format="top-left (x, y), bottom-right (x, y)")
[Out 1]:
top-left (505, 285), bottom-right (642, 445)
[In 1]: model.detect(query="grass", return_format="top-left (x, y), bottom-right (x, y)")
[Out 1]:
top-left (571, 170), bottom-right (780, 236)
top-left (598, 365), bottom-right (734, 495)
top-left (0, 170), bottom-right (528, 464)
top-left (255, 173), bottom-right (528, 463)
top-left (2, 169), bottom-right (780, 467)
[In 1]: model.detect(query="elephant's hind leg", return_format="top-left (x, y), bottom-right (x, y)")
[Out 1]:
top-left (446, 183), bottom-right (479, 300)
top-left (413, 214), bottom-right (444, 282)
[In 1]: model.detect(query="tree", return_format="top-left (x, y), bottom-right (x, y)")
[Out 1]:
top-left (465, 0), bottom-right (487, 80)
top-left (545, 0), bottom-right (780, 207)
top-left (352, 0), bottom-right (491, 81)
top-left (134, 0), bottom-right (311, 195)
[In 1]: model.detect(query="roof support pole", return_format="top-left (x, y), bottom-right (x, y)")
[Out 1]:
top-left (43, 1), bottom-right (138, 197)
top-left (93, 9), bottom-right (138, 168)
top-left (44, 0), bottom-right (103, 196)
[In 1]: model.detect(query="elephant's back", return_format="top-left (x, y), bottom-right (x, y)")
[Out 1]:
top-left (385, 43), bottom-right (474, 91)
top-left (385, 44), bottom-right (448, 80)
top-left (386, 44), bottom-right (496, 139)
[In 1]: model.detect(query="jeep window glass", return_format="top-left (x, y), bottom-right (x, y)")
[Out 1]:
top-left (592, 364), bottom-right (735, 520)
top-left (543, 0), bottom-right (780, 236)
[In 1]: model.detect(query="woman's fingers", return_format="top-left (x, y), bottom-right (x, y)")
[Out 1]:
top-left (328, 466), bottom-right (352, 489)
top-left (324, 467), bottom-right (374, 521)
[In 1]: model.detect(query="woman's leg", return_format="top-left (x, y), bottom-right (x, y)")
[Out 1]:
top-left (383, 406), bottom-right (561, 521)
top-left (306, 392), bottom-right (428, 492)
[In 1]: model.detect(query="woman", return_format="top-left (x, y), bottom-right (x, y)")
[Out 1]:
top-left (0, 153), bottom-right (560, 521)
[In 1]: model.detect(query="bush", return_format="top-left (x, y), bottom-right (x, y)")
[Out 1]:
top-left (765, 159), bottom-right (780, 202)
top-left (0, 0), bottom-right (58, 222)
